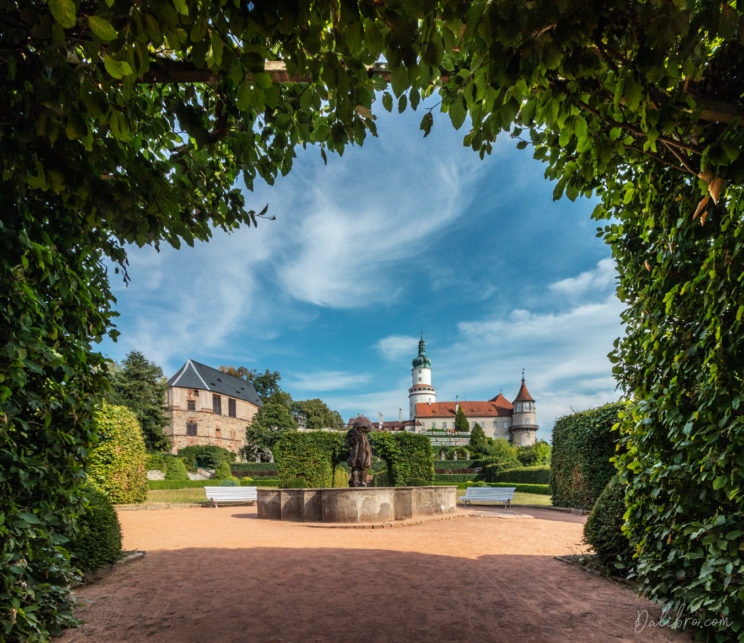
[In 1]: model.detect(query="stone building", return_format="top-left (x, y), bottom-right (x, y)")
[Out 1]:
top-left (165, 359), bottom-right (262, 454)
top-left (407, 337), bottom-right (539, 446)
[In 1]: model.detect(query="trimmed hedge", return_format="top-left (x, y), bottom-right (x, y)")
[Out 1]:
top-left (89, 403), bottom-right (148, 504)
top-left (214, 461), bottom-right (232, 480)
top-left (178, 445), bottom-right (234, 469)
top-left (68, 485), bottom-right (122, 573)
top-left (274, 431), bottom-right (346, 488)
top-left (488, 465), bottom-right (550, 484)
top-left (433, 460), bottom-right (477, 470)
top-left (230, 462), bottom-right (279, 475)
top-left (485, 482), bottom-right (550, 495)
top-left (434, 473), bottom-right (484, 483)
top-left (584, 475), bottom-right (634, 574)
top-left (243, 478), bottom-right (279, 487)
top-left (371, 432), bottom-right (433, 486)
top-left (550, 402), bottom-right (624, 509)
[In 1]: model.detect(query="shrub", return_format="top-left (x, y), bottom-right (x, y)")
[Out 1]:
top-left (516, 440), bottom-right (551, 466)
top-left (550, 402), bottom-right (624, 509)
top-left (241, 476), bottom-right (253, 482)
top-left (333, 468), bottom-right (349, 488)
top-left (407, 478), bottom-right (428, 486)
top-left (487, 438), bottom-right (518, 461)
top-left (148, 479), bottom-right (210, 489)
top-left (214, 461), bottom-right (232, 480)
top-left (371, 432), bottom-right (433, 486)
top-left (220, 477), bottom-right (240, 487)
top-left (245, 478), bottom-right (280, 487)
top-left (88, 403), bottom-right (148, 504)
top-left (434, 473), bottom-right (484, 483)
top-left (178, 445), bottom-right (235, 470)
top-left (230, 462), bottom-right (279, 475)
top-left (373, 470), bottom-right (391, 487)
top-left (274, 431), bottom-right (345, 488)
top-left (146, 452), bottom-right (166, 471)
top-left (584, 475), bottom-right (634, 574)
top-left (68, 485), bottom-right (122, 573)
top-left (481, 458), bottom-right (521, 477)
top-left (488, 465), bottom-right (550, 484)
top-left (164, 457), bottom-right (189, 481)
top-left (285, 478), bottom-right (310, 489)
top-left (433, 460), bottom-right (476, 470)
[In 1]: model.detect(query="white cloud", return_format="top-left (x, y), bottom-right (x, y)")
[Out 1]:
top-left (375, 334), bottom-right (419, 362)
top-left (286, 370), bottom-right (372, 392)
top-left (549, 258), bottom-right (616, 297)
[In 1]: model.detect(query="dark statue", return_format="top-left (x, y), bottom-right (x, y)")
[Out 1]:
top-left (345, 416), bottom-right (373, 487)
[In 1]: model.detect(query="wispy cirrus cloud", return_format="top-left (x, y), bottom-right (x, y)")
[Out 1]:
top-left (375, 334), bottom-right (419, 362)
top-left (286, 370), bottom-right (372, 392)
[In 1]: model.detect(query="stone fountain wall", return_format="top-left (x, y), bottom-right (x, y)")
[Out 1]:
top-left (257, 486), bottom-right (457, 523)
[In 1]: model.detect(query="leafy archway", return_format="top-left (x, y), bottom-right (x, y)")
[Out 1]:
top-left (2, 1), bottom-right (742, 638)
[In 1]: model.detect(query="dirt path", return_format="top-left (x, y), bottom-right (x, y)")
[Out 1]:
top-left (59, 506), bottom-right (690, 642)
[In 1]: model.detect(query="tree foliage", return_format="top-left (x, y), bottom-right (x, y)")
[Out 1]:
top-left (220, 366), bottom-right (284, 403)
top-left (454, 406), bottom-right (469, 432)
top-left (244, 400), bottom-right (298, 459)
top-left (370, 432), bottom-right (434, 487)
top-left (107, 351), bottom-right (170, 452)
top-left (469, 423), bottom-right (487, 454)
top-left (292, 398), bottom-right (344, 430)
top-left (88, 403), bottom-right (148, 505)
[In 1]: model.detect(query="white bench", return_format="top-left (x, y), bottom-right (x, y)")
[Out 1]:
top-left (204, 486), bottom-right (257, 508)
top-left (461, 487), bottom-right (515, 507)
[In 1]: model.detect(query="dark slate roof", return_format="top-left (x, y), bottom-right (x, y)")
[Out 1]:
top-left (167, 360), bottom-right (263, 407)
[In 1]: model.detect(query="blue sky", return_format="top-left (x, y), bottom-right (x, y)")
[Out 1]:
top-left (101, 101), bottom-right (624, 437)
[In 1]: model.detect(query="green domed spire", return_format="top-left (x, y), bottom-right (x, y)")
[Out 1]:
top-left (412, 334), bottom-right (431, 368)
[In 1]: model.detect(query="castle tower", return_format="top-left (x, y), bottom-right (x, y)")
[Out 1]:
top-left (408, 334), bottom-right (436, 420)
top-left (510, 372), bottom-right (538, 446)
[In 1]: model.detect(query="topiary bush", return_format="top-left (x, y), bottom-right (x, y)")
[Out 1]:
top-left (333, 468), bottom-right (349, 488)
top-left (371, 432), bottom-right (433, 486)
top-left (219, 477), bottom-right (240, 487)
top-left (164, 457), bottom-right (189, 482)
top-left (68, 485), bottom-right (122, 574)
top-left (146, 452), bottom-right (166, 471)
top-left (214, 461), bottom-right (232, 480)
top-left (88, 403), bottom-right (148, 504)
top-left (584, 475), bottom-right (634, 574)
top-left (550, 402), bottom-right (624, 509)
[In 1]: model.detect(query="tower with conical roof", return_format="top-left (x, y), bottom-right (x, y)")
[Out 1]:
top-left (510, 371), bottom-right (538, 446)
top-left (408, 334), bottom-right (436, 420)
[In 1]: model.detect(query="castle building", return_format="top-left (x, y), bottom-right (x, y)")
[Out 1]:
top-left (408, 337), bottom-right (538, 446)
top-left (165, 359), bottom-right (262, 454)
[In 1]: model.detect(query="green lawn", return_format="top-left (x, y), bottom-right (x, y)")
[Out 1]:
top-left (455, 488), bottom-right (552, 506)
top-left (146, 488), bottom-right (211, 503)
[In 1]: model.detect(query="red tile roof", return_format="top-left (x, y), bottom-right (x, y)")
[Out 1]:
top-left (513, 380), bottom-right (534, 403)
top-left (415, 398), bottom-right (513, 418)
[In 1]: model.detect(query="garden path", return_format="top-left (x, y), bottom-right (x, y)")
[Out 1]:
top-left (58, 506), bottom-right (691, 642)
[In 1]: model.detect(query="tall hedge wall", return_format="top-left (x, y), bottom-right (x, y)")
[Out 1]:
top-left (177, 445), bottom-right (234, 469)
top-left (371, 432), bottom-right (433, 486)
top-left (88, 403), bottom-right (148, 504)
top-left (488, 465), bottom-right (550, 484)
top-left (550, 402), bottom-right (624, 509)
top-left (273, 431), bottom-right (345, 488)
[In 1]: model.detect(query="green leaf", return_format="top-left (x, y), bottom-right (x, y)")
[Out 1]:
top-left (88, 16), bottom-right (117, 42)
top-left (381, 92), bottom-right (392, 112)
top-left (449, 96), bottom-right (466, 130)
top-left (623, 77), bottom-right (643, 112)
top-left (173, 0), bottom-right (189, 16)
top-left (713, 475), bottom-right (727, 490)
top-left (49, 0), bottom-right (77, 29)
top-left (420, 111), bottom-right (433, 137)
top-left (103, 55), bottom-right (122, 79)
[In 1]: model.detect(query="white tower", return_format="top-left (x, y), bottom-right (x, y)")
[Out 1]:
top-left (510, 371), bottom-right (538, 446)
top-left (408, 334), bottom-right (436, 420)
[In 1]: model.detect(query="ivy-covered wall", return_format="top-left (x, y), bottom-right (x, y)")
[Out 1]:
top-left (550, 402), bottom-right (624, 510)
top-left (88, 403), bottom-right (148, 504)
